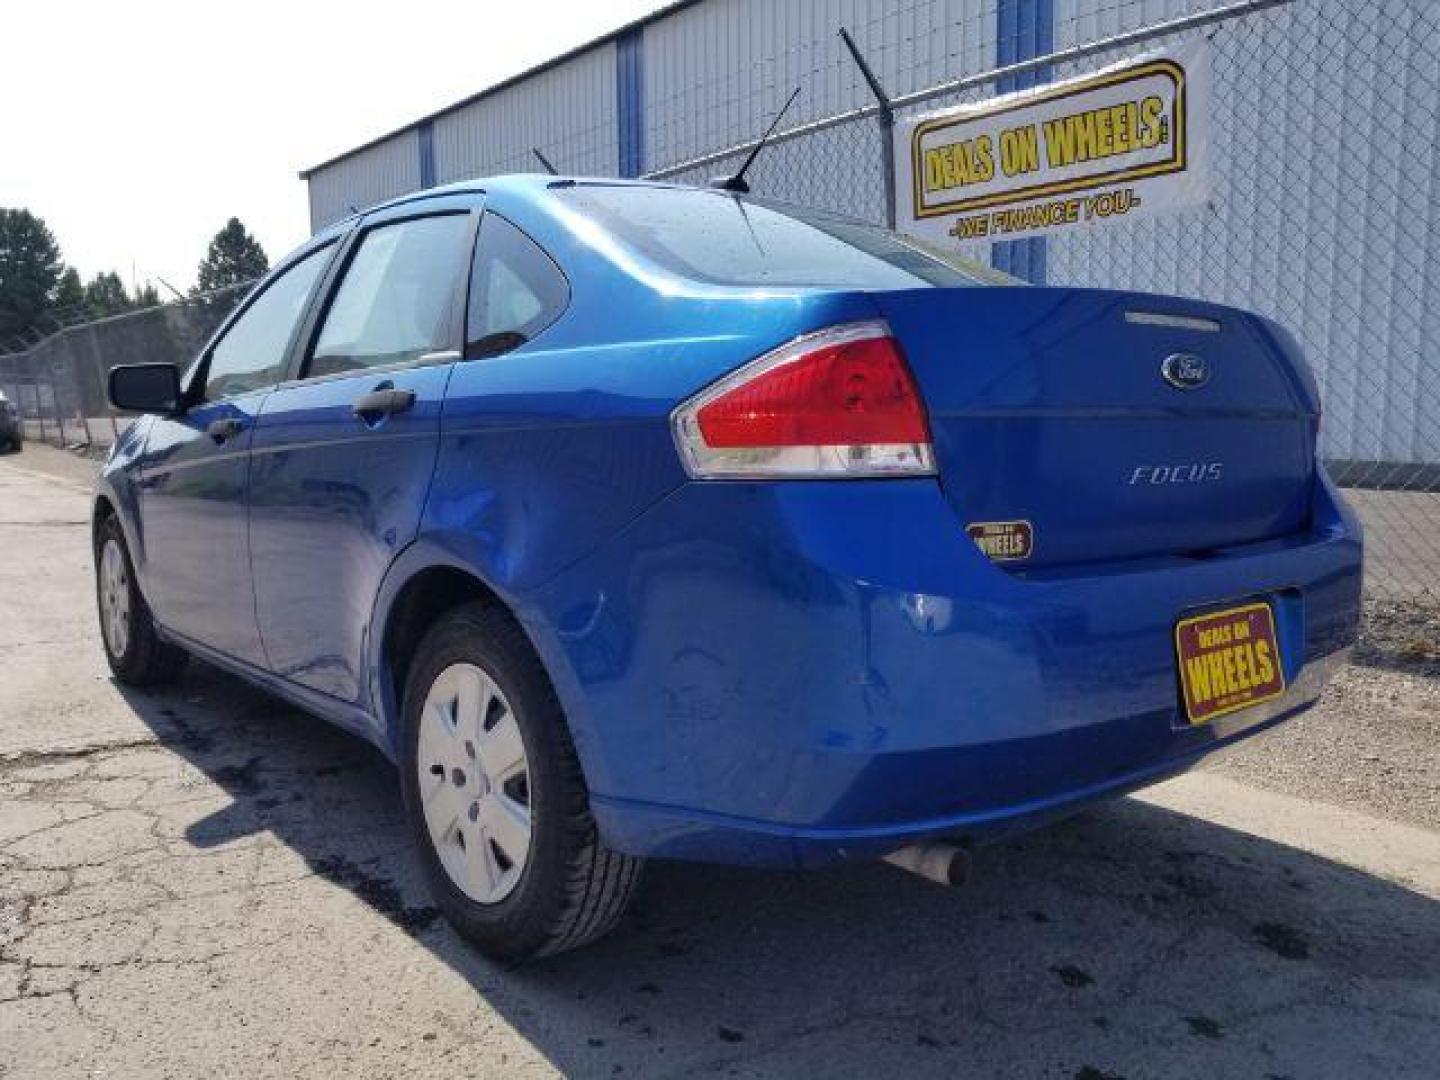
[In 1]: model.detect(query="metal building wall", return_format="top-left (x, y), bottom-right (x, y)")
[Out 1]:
top-left (643, 0), bottom-right (995, 172)
top-left (306, 128), bottom-right (422, 233)
top-left (1054, 0), bottom-right (1217, 39)
top-left (432, 43), bottom-right (620, 185)
top-left (1047, 0), bottom-right (1440, 465)
top-left (298, 0), bottom-right (1436, 467)
top-left (305, 1), bottom-right (1003, 228)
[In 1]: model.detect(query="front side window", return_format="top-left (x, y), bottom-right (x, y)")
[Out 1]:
top-left (308, 213), bottom-right (470, 379)
top-left (203, 246), bottom-right (330, 402)
top-left (558, 184), bottom-right (1013, 289)
top-left (466, 213), bottom-right (569, 358)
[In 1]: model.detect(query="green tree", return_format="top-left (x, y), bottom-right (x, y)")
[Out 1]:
top-left (0, 208), bottom-right (64, 342)
top-left (83, 271), bottom-right (132, 318)
top-left (195, 218), bottom-right (268, 294)
top-left (132, 282), bottom-right (160, 308)
top-left (52, 267), bottom-right (86, 322)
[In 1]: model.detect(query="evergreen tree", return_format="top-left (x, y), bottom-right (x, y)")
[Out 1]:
top-left (83, 271), bottom-right (132, 318)
top-left (0, 208), bottom-right (64, 342)
top-left (195, 218), bottom-right (268, 293)
top-left (52, 267), bottom-right (86, 322)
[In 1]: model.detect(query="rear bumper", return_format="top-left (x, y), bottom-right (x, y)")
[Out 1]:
top-left (587, 647), bottom-right (1346, 867)
top-left (524, 470), bottom-right (1363, 868)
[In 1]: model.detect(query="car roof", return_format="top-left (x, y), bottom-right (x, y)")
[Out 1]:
top-left (275, 176), bottom-right (695, 283)
top-left (356, 174), bottom-right (685, 221)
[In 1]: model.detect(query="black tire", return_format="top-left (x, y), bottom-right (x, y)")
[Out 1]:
top-left (95, 514), bottom-right (187, 687)
top-left (400, 602), bottom-right (643, 960)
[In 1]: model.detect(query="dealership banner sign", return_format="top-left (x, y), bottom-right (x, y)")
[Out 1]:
top-left (895, 40), bottom-right (1210, 246)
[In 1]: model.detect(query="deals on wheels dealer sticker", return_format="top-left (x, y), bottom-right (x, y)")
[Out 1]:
top-left (1175, 602), bottom-right (1286, 725)
top-left (895, 39), bottom-right (1211, 247)
top-left (966, 520), bottom-right (1034, 562)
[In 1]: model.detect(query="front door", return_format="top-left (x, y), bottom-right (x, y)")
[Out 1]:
top-left (248, 201), bottom-right (476, 704)
top-left (137, 244), bottom-right (334, 665)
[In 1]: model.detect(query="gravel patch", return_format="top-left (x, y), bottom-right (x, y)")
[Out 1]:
top-left (1210, 599), bottom-right (1440, 831)
top-left (1355, 597), bottom-right (1440, 678)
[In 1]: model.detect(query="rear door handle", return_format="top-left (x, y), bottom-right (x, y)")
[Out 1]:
top-left (206, 417), bottom-right (246, 444)
top-left (351, 387), bottom-right (416, 421)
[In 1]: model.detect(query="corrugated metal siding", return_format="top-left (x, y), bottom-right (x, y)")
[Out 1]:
top-left (1054, 0), bottom-right (1217, 41)
top-left (643, 0), bottom-right (994, 171)
top-left (307, 129), bottom-right (422, 231)
top-left (298, 0), bottom-right (1437, 471)
top-left (305, 1), bottom-right (1002, 219)
top-left (1048, 0), bottom-right (1440, 464)
top-left (433, 44), bottom-right (619, 184)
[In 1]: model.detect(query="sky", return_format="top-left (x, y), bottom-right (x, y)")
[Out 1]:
top-left (0, 0), bottom-right (670, 295)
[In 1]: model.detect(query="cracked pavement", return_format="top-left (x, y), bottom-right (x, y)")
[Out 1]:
top-left (2, 448), bottom-right (1438, 1079)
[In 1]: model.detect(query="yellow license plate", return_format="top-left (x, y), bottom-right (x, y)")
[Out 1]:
top-left (1175, 602), bottom-right (1286, 725)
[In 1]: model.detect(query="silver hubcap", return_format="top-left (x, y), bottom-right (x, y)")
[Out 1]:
top-left (99, 539), bottom-right (130, 658)
top-left (417, 662), bottom-right (532, 904)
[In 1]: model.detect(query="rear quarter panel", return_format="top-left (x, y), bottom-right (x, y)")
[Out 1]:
top-left (418, 193), bottom-right (883, 595)
top-left (388, 189), bottom-right (884, 758)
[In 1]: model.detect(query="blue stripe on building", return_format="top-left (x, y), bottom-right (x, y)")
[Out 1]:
top-left (417, 121), bottom-right (436, 189)
top-left (993, 0), bottom-right (1053, 283)
top-left (617, 28), bottom-right (646, 178)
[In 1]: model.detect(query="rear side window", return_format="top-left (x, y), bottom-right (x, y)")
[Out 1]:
top-left (308, 213), bottom-right (470, 379)
top-left (203, 246), bottom-right (330, 401)
top-left (466, 213), bottom-right (569, 358)
top-left (558, 185), bottom-right (1009, 289)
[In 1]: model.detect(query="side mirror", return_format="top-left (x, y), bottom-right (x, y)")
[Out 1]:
top-left (108, 363), bottom-right (183, 415)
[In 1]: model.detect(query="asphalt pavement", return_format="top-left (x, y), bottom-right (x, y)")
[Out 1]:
top-left (2, 447), bottom-right (1437, 1079)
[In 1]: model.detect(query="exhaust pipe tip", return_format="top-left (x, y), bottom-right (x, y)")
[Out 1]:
top-left (883, 841), bottom-right (971, 887)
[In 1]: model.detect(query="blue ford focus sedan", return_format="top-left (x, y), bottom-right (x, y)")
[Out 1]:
top-left (96, 176), bottom-right (1362, 957)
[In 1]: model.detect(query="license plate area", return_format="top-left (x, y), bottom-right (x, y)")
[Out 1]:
top-left (1175, 601), bottom-right (1286, 725)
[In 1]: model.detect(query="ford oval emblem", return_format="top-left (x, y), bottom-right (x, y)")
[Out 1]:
top-left (1162, 353), bottom-right (1210, 390)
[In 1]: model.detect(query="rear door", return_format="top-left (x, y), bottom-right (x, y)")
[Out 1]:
top-left (248, 196), bottom-right (478, 702)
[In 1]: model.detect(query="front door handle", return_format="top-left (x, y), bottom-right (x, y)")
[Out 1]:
top-left (206, 417), bottom-right (246, 444)
top-left (352, 387), bottom-right (416, 422)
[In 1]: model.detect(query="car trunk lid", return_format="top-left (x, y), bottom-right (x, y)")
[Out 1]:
top-left (869, 287), bottom-right (1317, 568)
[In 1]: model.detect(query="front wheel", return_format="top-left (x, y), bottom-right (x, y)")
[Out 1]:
top-left (95, 515), bottom-right (186, 687)
top-left (400, 602), bottom-right (643, 959)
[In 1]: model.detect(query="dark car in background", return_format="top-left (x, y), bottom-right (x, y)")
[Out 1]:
top-left (0, 390), bottom-right (21, 451)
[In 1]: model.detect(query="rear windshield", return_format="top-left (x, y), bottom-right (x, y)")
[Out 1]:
top-left (558, 184), bottom-right (1013, 289)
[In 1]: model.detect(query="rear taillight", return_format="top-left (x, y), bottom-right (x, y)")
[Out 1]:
top-left (672, 321), bottom-right (935, 479)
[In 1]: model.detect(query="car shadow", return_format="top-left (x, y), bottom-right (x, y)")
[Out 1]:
top-left (116, 659), bottom-right (1440, 1079)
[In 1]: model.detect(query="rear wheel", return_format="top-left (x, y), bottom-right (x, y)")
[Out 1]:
top-left (95, 515), bottom-right (186, 687)
top-left (400, 602), bottom-right (643, 959)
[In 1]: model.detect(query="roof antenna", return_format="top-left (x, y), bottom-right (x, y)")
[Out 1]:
top-left (532, 148), bottom-right (559, 175)
top-left (710, 86), bottom-right (801, 194)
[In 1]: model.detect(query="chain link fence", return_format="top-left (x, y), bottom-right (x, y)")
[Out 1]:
top-left (644, 0), bottom-right (1438, 603)
top-left (1045, 0), bottom-right (1439, 604)
top-left (0, 283), bottom-right (250, 453)
top-left (2, 0), bottom-right (1433, 607)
